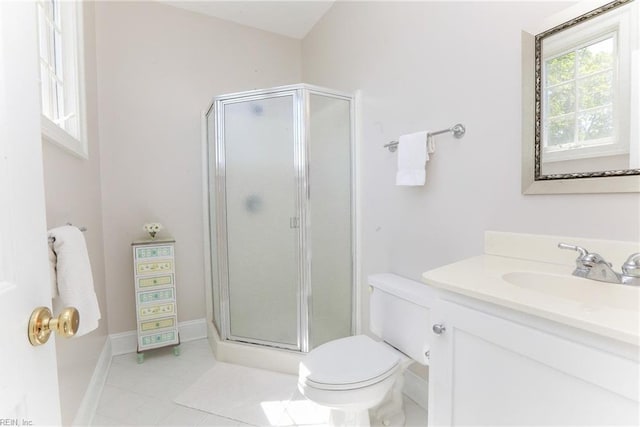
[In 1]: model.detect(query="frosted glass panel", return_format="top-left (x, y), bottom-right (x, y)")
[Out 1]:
top-left (308, 94), bottom-right (352, 348)
top-left (224, 95), bottom-right (298, 346)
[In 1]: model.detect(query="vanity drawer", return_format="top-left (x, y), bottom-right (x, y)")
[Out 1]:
top-left (137, 288), bottom-right (174, 304)
top-left (135, 245), bottom-right (174, 260)
top-left (136, 260), bottom-right (173, 275)
top-left (139, 302), bottom-right (175, 319)
top-left (139, 316), bottom-right (176, 332)
top-left (139, 330), bottom-right (179, 349)
top-left (136, 274), bottom-right (173, 289)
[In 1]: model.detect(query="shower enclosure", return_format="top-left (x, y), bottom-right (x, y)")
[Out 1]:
top-left (205, 84), bottom-right (355, 353)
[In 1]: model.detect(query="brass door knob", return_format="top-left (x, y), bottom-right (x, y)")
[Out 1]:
top-left (28, 306), bottom-right (79, 346)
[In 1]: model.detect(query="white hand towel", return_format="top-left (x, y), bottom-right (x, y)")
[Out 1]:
top-left (396, 131), bottom-right (429, 186)
top-left (49, 226), bottom-right (101, 336)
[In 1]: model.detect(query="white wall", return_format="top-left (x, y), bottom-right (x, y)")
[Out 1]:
top-left (301, 1), bottom-right (640, 330)
top-left (41, 2), bottom-right (108, 424)
top-left (95, 1), bottom-right (302, 334)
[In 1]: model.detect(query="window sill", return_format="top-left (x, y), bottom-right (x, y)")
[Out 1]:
top-left (41, 115), bottom-right (88, 159)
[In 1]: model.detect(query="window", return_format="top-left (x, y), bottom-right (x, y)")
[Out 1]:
top-left (541, 4), bottom-right (633, 163)
top-left (36, 0), bottom-right (87, 158)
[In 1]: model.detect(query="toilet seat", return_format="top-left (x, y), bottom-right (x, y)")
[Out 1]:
top-left (299, 335), bottom-right (400, 391)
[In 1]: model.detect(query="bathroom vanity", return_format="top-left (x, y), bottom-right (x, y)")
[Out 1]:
top-left (422, 232), bottom-right (640, 426)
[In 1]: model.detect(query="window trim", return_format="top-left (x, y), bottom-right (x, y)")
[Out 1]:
top-left (38, 0), bottom-right (88, 159)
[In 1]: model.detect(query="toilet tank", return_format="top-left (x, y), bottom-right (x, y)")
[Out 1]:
top-left (368, 273), bottom-right (436, 365)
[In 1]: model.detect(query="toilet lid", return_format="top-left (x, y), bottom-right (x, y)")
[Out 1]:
top-left (299, 335), bottom-right (400, 391)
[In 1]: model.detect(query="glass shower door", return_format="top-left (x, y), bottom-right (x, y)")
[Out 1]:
top-left (221, 93), bottom-right (300, 348)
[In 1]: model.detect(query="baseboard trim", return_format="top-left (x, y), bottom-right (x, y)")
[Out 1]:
top-left (403, 369), bottom-right (428, 411)
top-left (110, 318), bottom-right (208, 356)
top-left (109, 329), bottom-right (137, 356)
top-left (72, 337), bottom-right (112, 426)
top-left (178, 318), bottom-right (208, 342)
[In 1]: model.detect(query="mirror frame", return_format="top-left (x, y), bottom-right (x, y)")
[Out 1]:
top-left (522, 0), bottom-right (640, 194)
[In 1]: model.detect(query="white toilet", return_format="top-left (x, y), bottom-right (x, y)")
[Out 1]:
top-left (298, 273), bottom-right (434, 426)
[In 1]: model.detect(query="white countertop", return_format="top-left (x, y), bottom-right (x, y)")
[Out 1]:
top-left (422, 255), bottom-right (640, 346)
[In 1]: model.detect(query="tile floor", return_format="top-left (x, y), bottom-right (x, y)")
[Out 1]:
top-left (92, 339), bottom-right (428, 426)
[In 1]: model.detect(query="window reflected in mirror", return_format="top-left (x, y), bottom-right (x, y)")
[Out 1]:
top-left (535, 0), bottom-right (639, 179)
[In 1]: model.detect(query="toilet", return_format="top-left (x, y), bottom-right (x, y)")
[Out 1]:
top-left (298, 273), bottom-right (435, 426)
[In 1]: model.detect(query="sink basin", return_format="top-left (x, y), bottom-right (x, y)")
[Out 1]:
top-left (502, 271), bottom-right (639, 311)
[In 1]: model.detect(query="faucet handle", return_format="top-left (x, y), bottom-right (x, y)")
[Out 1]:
top-left (558, 243), bottom-right (607, 269)
top-left (622, 253), bottom-right (640, 278)
top-left (558, 243), bottom-right (589, 258)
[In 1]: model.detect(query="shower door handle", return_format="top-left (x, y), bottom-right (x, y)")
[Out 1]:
top-left (289, 217), bottom-right (299, 229)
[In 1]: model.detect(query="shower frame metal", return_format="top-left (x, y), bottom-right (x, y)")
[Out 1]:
top-left (206, 84), bottom-right (356, 353)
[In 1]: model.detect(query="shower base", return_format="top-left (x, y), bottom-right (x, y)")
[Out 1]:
top-left (207, 321), bottom-right (304, 375)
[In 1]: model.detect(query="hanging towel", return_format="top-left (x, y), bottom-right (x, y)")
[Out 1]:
top-left (396, 131), bottom-right (429, 186)
top-left (48, 226), bottom-right (101, 336)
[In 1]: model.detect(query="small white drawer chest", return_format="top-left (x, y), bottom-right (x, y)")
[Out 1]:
top-left (132, 238), bottom-right (180, 363)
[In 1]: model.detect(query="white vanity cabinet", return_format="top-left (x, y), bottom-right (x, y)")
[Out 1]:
top-left (132, 239), bottom-right (180, 363)
top-left (427, 296), bottom-right (639, 426)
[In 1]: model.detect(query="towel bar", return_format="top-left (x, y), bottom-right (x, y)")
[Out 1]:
top-left (66, 222), bottom-right (87, 232)
top-left (384, 123), bottom-right (466, 152)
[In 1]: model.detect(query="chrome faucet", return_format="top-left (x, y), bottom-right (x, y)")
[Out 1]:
top-left (558, 243), bottom-right (640, 286)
